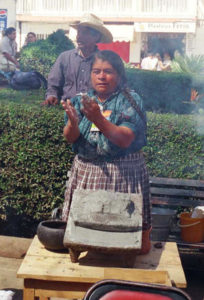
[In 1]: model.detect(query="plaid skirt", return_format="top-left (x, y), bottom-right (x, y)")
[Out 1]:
top-left (62, 152), bottom-right (151, 230)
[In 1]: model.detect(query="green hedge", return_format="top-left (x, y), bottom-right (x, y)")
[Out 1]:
top-left (0, 90), bottom-right (203, 237)
top-left (126, 68), bottom-right (192, 114)
top-left (144, 112), bottom-right (204, 179)
top-left (0, 101), bottom-right (74, 236)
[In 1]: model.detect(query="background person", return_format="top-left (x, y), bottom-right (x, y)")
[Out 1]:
top-left (61, 50), bottom-right (151, 254)
top-left (155, 53), bottom-right (169, 71)
top-left (24, 32), bottom-right (37, 46)
top-left (141, 52), bottom-right (158, 71)
top-left (41, 13), bottom-right (113, 106)
top-left (163, 52), bottom-right (172, 71)
top-left (0, 27), bottom-right (20, 72)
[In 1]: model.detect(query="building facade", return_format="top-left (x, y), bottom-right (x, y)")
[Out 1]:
top-left (4, 0), bottom-right (204, 63)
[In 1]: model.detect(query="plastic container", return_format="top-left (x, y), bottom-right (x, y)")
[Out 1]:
top-left (179, 212), bottom-right (204, 243)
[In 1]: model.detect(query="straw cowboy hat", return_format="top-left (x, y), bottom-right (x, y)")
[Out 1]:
top-left (70, 13), bottom-right (113, 43)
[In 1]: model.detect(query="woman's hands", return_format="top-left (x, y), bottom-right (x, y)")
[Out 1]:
top-left (61, 99), bottom-right (80, 143)
top-left (81, 95), bottom-right (135, 148)
top-left (81, 95), bottom-right (102, 123)
top-left (61, 99), bottom-right (78, 126)
top-left (61, 96), bottom-right (135, 148)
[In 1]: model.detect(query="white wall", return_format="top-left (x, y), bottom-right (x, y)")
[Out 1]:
top-left (193, 26), bottom-right (204, 55)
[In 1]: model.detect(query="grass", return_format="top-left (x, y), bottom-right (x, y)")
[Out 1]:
top-left (0, 87), bottom-right (45, 106)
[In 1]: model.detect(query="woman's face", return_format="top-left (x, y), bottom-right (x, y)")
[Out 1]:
top-left (91, 58), bottom-right (120, 98)
top-left (27, 34), bottom-right (36, 43)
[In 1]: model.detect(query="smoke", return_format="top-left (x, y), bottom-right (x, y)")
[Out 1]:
top-left (193, 104), bottom-right (204, 178)
top-left (196, 108), bottom-right (204, 135)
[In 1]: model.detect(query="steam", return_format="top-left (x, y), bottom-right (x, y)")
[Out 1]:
top-left (196, 109), bottom-right (204, 135)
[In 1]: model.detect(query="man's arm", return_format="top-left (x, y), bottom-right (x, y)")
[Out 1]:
top-left (3, 52), bottom-right (20, 68)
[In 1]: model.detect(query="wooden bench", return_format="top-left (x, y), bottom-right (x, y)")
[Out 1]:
top-left (150, 176), bottom-right (204, 251)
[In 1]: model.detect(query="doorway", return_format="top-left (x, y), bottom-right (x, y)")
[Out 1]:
top-left (147, 33), bottom-right (185, 59)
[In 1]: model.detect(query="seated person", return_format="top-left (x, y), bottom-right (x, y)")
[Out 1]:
top-left (23, 32), bottom-right (37, 46)
top-left (0, 27), bottom-right (20, 72)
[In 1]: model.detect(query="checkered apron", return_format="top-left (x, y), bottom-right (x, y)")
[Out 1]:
top-left (62, 151), bottom-right (151, 229)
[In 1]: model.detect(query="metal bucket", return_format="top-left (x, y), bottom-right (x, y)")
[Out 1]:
top-left (151, 207), bottom-right (176, 241)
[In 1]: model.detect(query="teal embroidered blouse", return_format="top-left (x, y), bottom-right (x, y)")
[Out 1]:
top-left (64, 89), bottom-right (147, 160)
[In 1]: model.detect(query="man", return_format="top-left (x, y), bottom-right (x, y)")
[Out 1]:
top-left (41, 13), bottom-right (113, 106)
top-left (0, 27), bottom-right (20, 72)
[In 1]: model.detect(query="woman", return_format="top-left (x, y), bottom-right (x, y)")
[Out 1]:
top-left (24, 32), bottom-right (37, 46)
top-left (155, 53), bottom-right (164, 71)
top-left (155, 53), bottom-right (170, 71)
top-left (61, 50), bottom-right (151, 254)
top-left (163, 52), bottom-right (172, 71)
top-left (0, 27), bottom-right (19, 72)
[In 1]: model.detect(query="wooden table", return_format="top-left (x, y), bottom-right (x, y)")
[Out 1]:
top-left (17, 236), bottom-right (186, 300)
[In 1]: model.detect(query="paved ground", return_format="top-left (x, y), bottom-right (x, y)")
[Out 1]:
top-left (0, 236), bottom-right (203, 300)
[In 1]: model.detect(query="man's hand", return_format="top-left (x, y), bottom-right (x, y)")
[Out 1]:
top-left (41, 96), bottom-right (59, 106)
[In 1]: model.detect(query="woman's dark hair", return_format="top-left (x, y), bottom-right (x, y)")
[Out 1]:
top-left (5, 27), bottom-right (16, 36)
top-left (27, 32), bottom-right (36, 38)
top-left (92, 50), bottom-right (127, 88)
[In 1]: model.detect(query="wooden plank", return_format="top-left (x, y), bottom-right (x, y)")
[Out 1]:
top-left (151, 196), bottom-right (204, 207)
top-left (17, 255), bottom-right (105, 282)
top-left (23, 288), bottom-right (34, 300)
top-left (17, 255), bottom-right (170, 286)
top-left (149, 177), bottom-right (204, 188)
top-left (35, 288), bottom-right (85, 299)
top-left (24, 280), bottom-right (35, 300)
top-left (31, 279), bottom-right (92, 299)
top-left (135, 242), bottom-right (187, 288)
top-left (104, 269), bottom-right (171, 286)
top-left (17, 236), bottom-right (185, 288)
top-left (150, 187), bottom-right (204, 199)
top-left (26, 235), bottom-right (69, 258)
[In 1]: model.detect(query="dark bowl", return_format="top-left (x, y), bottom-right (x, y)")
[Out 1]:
top-left (37, 220), bottom-right (67, 250)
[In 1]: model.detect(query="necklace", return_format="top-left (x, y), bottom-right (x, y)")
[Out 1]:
top-left (97, 96), bottom-right (107, 103)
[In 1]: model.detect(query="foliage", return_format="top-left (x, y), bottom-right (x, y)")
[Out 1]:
top-left (19, 29), bottom-right (75, 78)
top-left (0, 89), bottom-right (203, 236)
top-left (0, 97), bottom-right (74, 236)
top-left (171, 54), bottom-right (204, 75)
top-left (125, 68), bottom-right (192, 114)
top-left (144, 112), bottom-right (204, 179)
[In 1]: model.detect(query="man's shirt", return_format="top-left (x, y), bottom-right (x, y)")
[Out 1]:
top-left (46, 48), bottom-right (98, 100)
